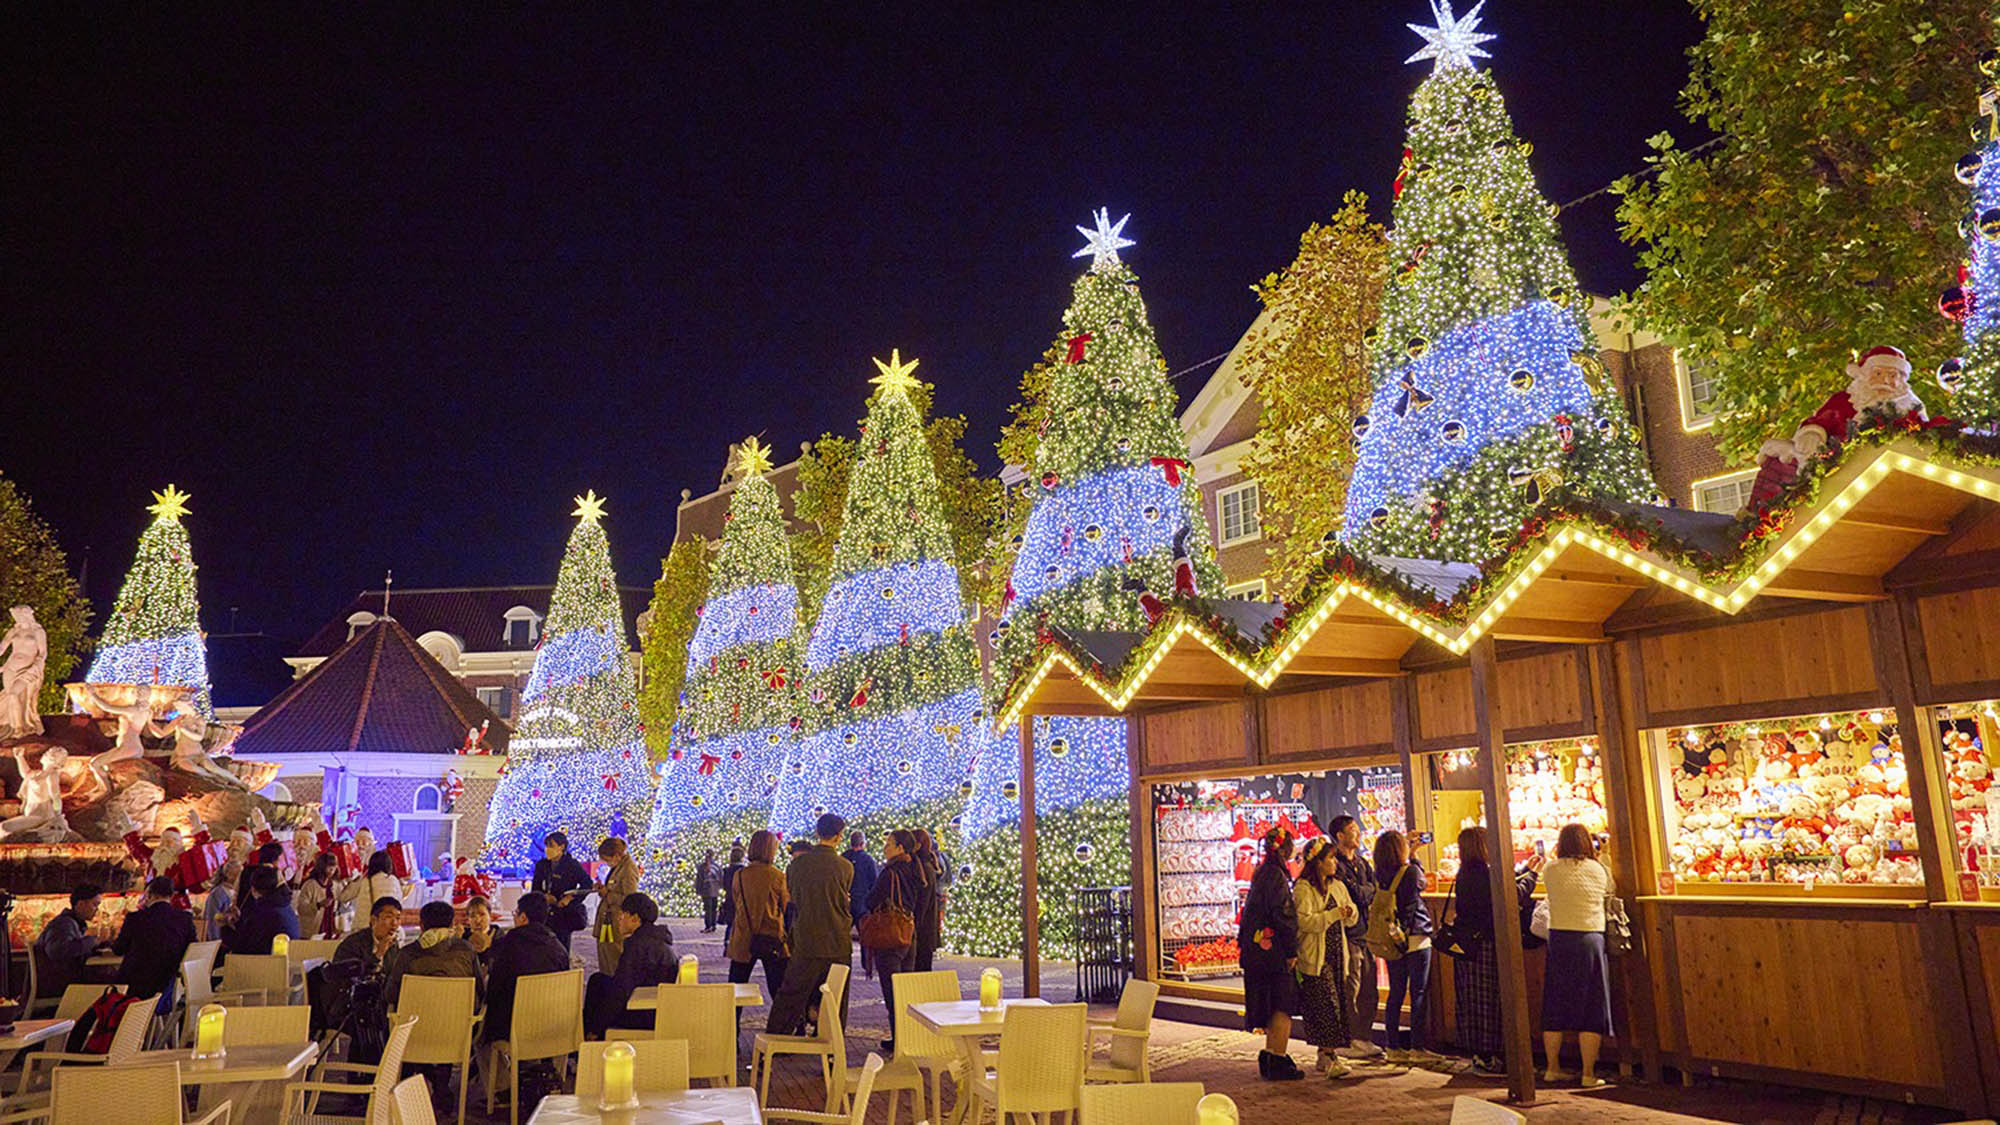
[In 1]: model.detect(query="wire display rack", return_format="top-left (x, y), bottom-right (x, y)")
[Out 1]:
top-left (1073, 885), bottom-right (1133, 1003)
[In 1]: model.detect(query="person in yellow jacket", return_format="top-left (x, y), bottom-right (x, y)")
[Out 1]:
top-left (593, 836), bottom-right (642, 975)
top-left (1294, 836), bottom-right (1361, 1079)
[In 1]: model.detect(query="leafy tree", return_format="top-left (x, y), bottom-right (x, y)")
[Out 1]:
top-left (0, 474), bottom-right (91, 712)
top-left (1616, 0), bottom-right (1994, 459)
top-left (1238, 193), bottom-right (1390, 596)
top-left (637, 534), bottom-right (710, 761)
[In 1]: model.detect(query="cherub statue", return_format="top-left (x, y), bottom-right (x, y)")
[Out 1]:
top-left (162, 707), bottom-right (248, 791)
top-left (0, 745), bottom-right (69, 842)
top-left (84, 683), bottom-right (154, 773)
top-left (0, 607), bottom-right (47, 740)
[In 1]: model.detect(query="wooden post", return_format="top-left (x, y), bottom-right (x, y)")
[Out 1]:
top-left (1019, 712), bottom-right (1041, 999)
top-left (1588, 646), bottom-right (1663, 1083)
top-left (1390, 677), bottom-right (1421, 834)
top-left (1867, 596), bottom-right (1959, 901)
top-left (1469, 638), bottom-right (1536, 1105)
top-left (1127, 715), bottom-right (1156, 984)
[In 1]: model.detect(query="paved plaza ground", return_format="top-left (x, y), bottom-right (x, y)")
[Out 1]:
top-left (449, 919), bottom-right (1959, 1124)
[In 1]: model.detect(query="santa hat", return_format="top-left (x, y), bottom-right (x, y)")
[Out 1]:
top-left (1854, 345), bottom-right (1910, 371)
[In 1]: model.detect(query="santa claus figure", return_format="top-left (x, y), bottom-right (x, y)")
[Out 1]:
top-left (1747, 346), bottom-right (1926, 511)
top-left (451, 856), bottom-right (484, 906)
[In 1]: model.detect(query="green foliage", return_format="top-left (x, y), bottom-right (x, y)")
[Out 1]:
top-left (944, 797), bottom-right (1131, 959)
top-left (638, 536), bottom-right (711, 761)
top-left (791, 381), bottom-right (1003, 626)
top-left (1239, 194), bottom-right (1390, 597)
top-left (1616, 0), bottom-right (1994, 459)
top-left (0, 475), bottom-right (91, 712)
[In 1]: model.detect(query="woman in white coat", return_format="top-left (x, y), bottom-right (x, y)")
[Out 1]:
top-left (336, 850), bottom-right (406, 931)
top-left (1294, 836), bottom-right (1360, 1078)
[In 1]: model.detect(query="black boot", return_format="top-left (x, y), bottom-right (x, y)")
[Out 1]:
top-left (1268, 1051), bottom-right (1306, 1081)
top-left (1257, 1050), bottom-right (1274, 1079)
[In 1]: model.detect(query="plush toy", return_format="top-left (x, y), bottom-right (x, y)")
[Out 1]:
top-left (1746, 345), bottom-right (1927, 511)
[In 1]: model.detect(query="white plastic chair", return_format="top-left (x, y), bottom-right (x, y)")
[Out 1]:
top-left (879, 969), bottom-right (961, 1123)
top-left (1080, 1082), bottom-right (1204, 1125)
top-left (49, 986), bottom-right (110, 1023)
top-left (390, 976), bottom-right (480, 1125)
top-left (24, 995), bottom-right (153, 1091)
top-left (575, 1039), bottom-right (691, 1099)
top-left (220, 953), bottom-right (290, 1005)
top-left (283, 1011), bottom-right (418, 1124)
top-left (220, 1004), bottom-right (311, 1047)
top-left (964, 1003), bottom-right (1087, 1125)
top-left (652, 983), bottom-right (736, 1088)
top-left (180, 957), bottom-right (266, 1046)
top-left (1449, 1095), bottom-right (1528, 1124)
top-left (52, 1061), bottom-right (229, 1125)
top-left (764, 1053), bottom-right (900, 1125)
top-left (482, 969), bottom-right (583, 1125)
top-left (1084, 979), bottom-right (1158, 1084)
top-left (751, 964), bottom-right (850, 1108)
top-left (184, 940), bottom-right (222, 986)
top-left (388, 1075), bottom-right (436, 1125)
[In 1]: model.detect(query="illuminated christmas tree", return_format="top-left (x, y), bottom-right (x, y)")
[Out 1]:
top-left (1341, 1), bottom-right (1654, 560)
top-left (769, 352), bottom-right (990, 841)
top-left (641, 440), bottom-right (806, 910)
top-left (85, 485), bottom-right (214, 718)
top-left (1941, 43), bottom-right (2000, 414)
top-left (949, 213), bottom-right (1209, 956)
top-left (483, 492), bottom-right (654, 871)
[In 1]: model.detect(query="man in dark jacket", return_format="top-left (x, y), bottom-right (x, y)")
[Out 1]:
top-left (230, 865), bottom-right (301, 955)
top-left (114, 876), bottom-right (197, 1013)
top-left (484, 893), bottom-right (571, 1044)
top-left (389, 900), bottom-right (485, 1005)
top-left (766, 813), bottom-right (853, 1037)
top-left (33, 884), bottom-right (109, 1001)
top-left (583, 893), bottom-right (675, 1038)
top-left (318, 897), bottom-right (403, 1034)
top-left (718, 845), bottom-right (748, 945)
top-left (841, 832), bottom-right (879, 979)
top-left (1328, 815), bottom-right (1383, 1057)
top-left (694, 851), bottom-right (721, 934)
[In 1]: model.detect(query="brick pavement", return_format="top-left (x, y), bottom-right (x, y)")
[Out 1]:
top-left (446, 919), bottom-right (1955, 1124)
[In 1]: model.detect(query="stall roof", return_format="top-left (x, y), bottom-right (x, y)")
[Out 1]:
top-left (998, 434), bottom-right (2000, 725)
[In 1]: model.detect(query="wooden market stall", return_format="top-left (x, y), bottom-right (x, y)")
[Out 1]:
top-left (998, 436), bottom-right (2000, 1114)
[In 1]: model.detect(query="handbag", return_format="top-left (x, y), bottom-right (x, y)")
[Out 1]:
top-left (1432, 880), bottom-right (1476, 960)
top-left (1603, 893), bottom-right (1634, 956)
top-left (858, 867), bottom-right (916, 951)
top-left (1529, 898), bottom-right (1551, 940)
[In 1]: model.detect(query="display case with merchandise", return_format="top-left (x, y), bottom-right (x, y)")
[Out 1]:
top-left (1652, 708), bottom-right (1924, 892)
top-left (1931, 703), bottom-right (2000, 900)
top-left (1425, 737), bottom-right (1610, 885)
top-left (1147, 765), bottom-right (1405, 989)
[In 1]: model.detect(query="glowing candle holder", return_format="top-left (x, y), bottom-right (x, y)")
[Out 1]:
top-left (271, 934), bottom-right (290, 957)
top-left (677, 954), bottom-right (699, 985)
top-left (978, 966), bottom-right (1002, 1010)
top-left (597, 1040), bottom-right (639, 1111)
top-left (1196, 1093), bottom-right (1239, 1125)
top-left (193, 1003), bottom-right (227, 1060)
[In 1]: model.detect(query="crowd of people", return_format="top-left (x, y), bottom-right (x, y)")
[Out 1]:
top-left (1236, 817), bottom-right (1616, 1086)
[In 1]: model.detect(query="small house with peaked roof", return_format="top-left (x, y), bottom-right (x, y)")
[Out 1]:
top-left (236, 616), bottom-right (510, 876)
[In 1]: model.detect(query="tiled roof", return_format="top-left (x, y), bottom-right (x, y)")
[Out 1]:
top-left (297, 585), bottom-right (649, 658)
top-left (236, 617), bottom-right (511, 757)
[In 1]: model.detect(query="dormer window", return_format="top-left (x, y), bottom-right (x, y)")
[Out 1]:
top-left (503, 606), bottom-right (543, 649)
top-left (345, 611), bottom-right (378, 642)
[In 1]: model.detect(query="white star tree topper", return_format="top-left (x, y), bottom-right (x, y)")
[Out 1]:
top-left (1406, 0), bottom-right (1495, 72)
top-left (1073, 208), bottom-right (1136, 272)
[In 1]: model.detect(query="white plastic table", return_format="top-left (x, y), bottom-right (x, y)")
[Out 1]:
top-left (117, 1040), bottom-right (319, 1124)
top-left (528, 1085), bottom-right (762, 1123)
top-left (0, 1019), bottom-right (73, 1081)
top-left (625, 982), bottom-right (765, 1010)
top-left (907, 998), bottom-right (1050, 1125)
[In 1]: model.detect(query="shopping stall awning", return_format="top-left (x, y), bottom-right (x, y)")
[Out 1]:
top-left (998, 435), bottom-right (2000, 726)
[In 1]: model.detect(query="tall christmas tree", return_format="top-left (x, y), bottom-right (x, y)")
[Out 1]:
top-left (641, 439), bottom-right (806, 910)
top-left (769, 352), bottom-right (991, 843)
top-left (1342, 1), bottom-right (1654, 561)
top-left (86, 485), bottom-right (213, 718)
top-left (1943, 42), bottom-right (2000, 414)
top-left (950, 213), bottom-right (1216, 957)
top-left (483, 492), bottom-right (654, 872)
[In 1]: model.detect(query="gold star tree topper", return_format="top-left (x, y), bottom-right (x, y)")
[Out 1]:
top-left (148, 484), bottom-right (192, 522)
top-left (572, 489), bottom-right (608, 523)
top-left (730, 435), bottom-right (776, 479)
top-left (869, 349), bottom-right (922, 396)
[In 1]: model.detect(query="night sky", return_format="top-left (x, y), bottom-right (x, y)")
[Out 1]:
top-left (3, 2), bottom-right (1704, 666)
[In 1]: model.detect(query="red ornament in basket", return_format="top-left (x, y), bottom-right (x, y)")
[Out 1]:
top-left (386, 841), bottom-right (419, 880)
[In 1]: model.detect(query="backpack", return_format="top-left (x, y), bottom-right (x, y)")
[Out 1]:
top-left (1365, 864), bottom-right (1410, 959)
top-left (68, 987), bottom-right (143, 1054)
